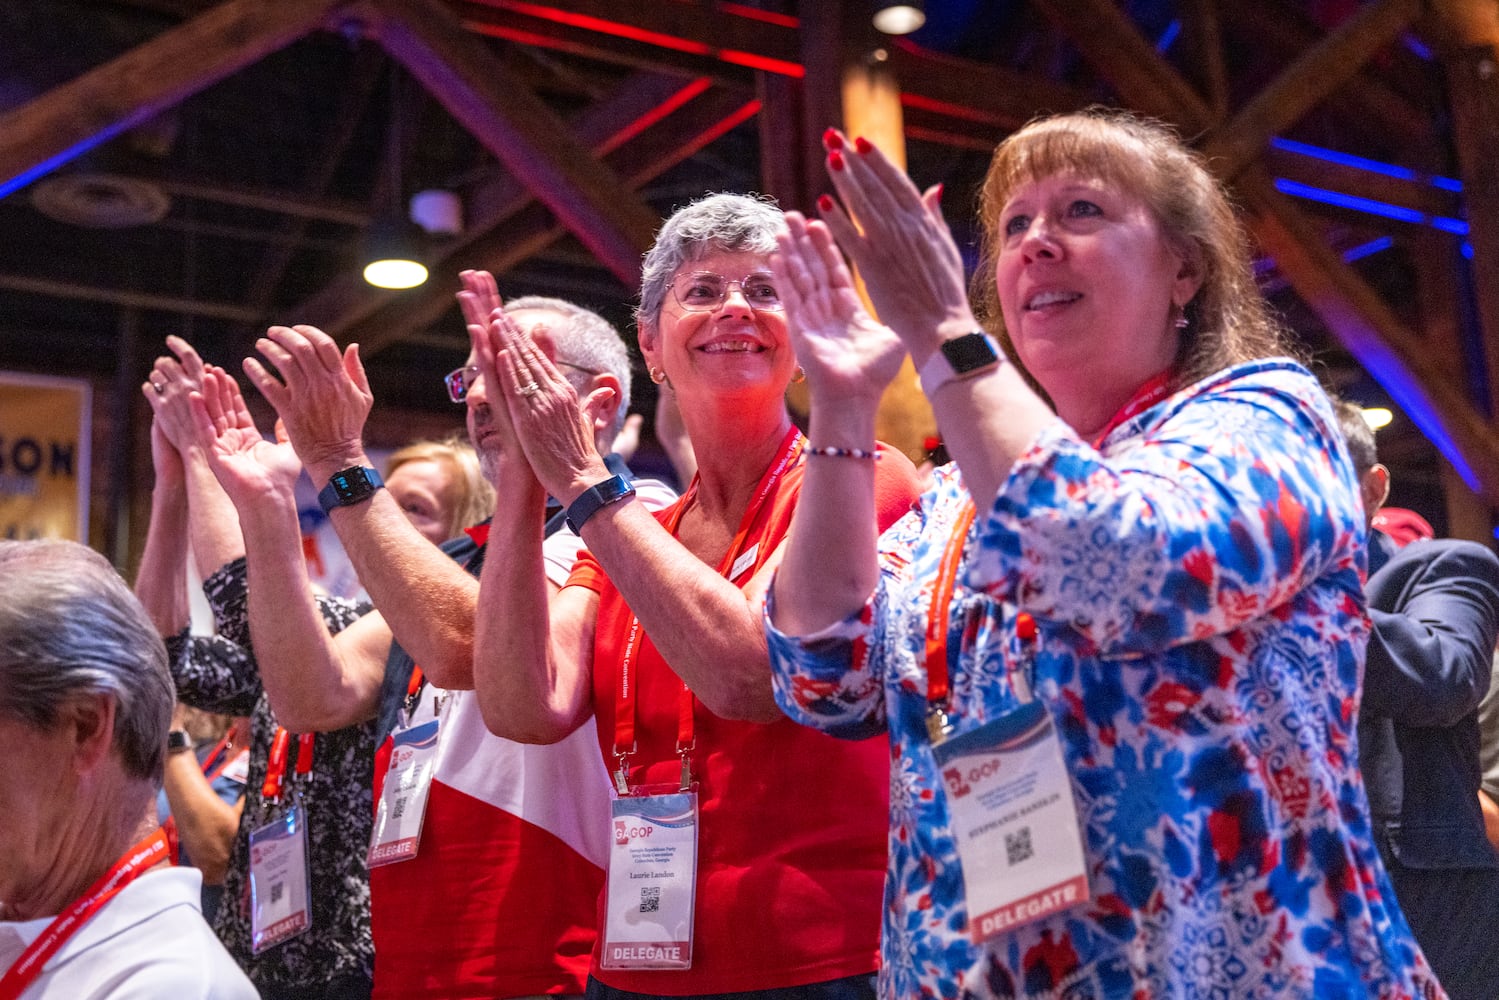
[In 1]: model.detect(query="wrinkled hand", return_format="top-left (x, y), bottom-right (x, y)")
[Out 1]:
top-left (818, 129), bottom-right (976, 355)
top-left (483, 308), bottom-right (608, 503)
top-left (143, 335), bottom-right (211, 455)
top-left (773, 212), bottom-right (906, 403)
top-left (243, 325), bottom-right (371, 478)
top-left (189, 367), bottom-right (302, 511)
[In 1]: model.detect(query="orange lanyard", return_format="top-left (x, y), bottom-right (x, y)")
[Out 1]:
top-left (261, 728), bottom-right (315, 801)
top-left (0, 829), bottom-right (170, 1000)
top-left (613, 426), bottom-right (803, 793)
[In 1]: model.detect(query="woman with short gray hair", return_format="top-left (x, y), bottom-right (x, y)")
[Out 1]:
top-left (470, 192), bottom-right (924, 999)
top-left (0, 538), bottom-right (255, 999)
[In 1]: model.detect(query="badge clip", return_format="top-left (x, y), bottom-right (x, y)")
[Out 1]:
top-left (612, 743), bottom-right (636, 796)
top-left (676, 738), bottom-right (696, 791)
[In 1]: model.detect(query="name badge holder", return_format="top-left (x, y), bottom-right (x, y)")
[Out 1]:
top-left (600, 427), bottom-right (802, 971)
top-left (249, 727), bottom-right (313, 954)
top-left (368, 669), bottom-right (448, 868)
top-left (925, 502), bottom-right (1089, 943)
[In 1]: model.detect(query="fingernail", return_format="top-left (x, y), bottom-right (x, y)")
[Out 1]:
top-left (821, 128), bottom-right (843, 150)
top-left (934, 182), bottom-right (944, 199)
top-left (817, 194), bottom-right (834, 212)
top-left (854, 136), bottom-right (872, 155)
top-left (829, 150), bottom-right (845, 172)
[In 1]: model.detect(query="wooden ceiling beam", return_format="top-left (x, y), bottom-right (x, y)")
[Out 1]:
top-left (293, 71), bottom-right (696, 338)
top-left (0, 0), bottom-right (348, 196)
top-left (1264, 148), bottom-right (1465, 223)
top-left (885, 40), bottom-right (1091, 131)
top-left (1435, 4), bottom-right (1499, 414)
top-left (1203, 0), bottom-right (1423, 181)
top-left (1028, 0), bottom-right (1215, 132)
top-left (345, 85), bottom-right (761, 356)
top-left (456, 2), bottom-right (755, 86)
top-left (368, 0), bottom-right (659, 284)
top-left (1239, 168), bottom-right (1499, 502)
top-left (1177, 0), bottom-right (1229, 119)
top-left (1219, 2), bottom-right (1437, 149)
top-left (0, 272), bottom-right (260, 323)
top-left (456, 1), bottom-right (1088, 133)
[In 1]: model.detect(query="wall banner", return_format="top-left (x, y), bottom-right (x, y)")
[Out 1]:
top-left (0, 372), bottom-right (91, 542)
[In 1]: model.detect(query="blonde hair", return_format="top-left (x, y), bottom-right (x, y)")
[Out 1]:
top-left (972, 108), bottom-right (1297, 393)
top-left (385, 437), bottom-right (494, 537)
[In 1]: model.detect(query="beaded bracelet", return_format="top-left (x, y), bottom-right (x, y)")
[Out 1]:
top-left (806, 445), bottom-right (881, 460)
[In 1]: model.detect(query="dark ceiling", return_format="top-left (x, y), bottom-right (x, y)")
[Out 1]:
top-left (0, 0), bottom-right (1493, 545)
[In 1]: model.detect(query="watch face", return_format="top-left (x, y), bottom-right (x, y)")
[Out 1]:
top-left (331, 468), bottom-right (373, 502)
top-left (941, 332), bottom-right (1000, 373)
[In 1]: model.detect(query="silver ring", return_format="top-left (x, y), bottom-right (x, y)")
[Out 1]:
top-left (151, 381), bottom-right (165, 395)
top-left (519, 382), bottom-right (541, 396)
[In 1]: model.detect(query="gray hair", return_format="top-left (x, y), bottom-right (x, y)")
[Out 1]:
top-left (636, 193), bottom-right (784, 335)
top-left (507, 295), bottom-right (632, 447)
top-left (0, 540), bottom-right (174, 787)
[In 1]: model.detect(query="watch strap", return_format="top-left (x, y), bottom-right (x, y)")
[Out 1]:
top-left (565, 474), bottom-right (636, 533)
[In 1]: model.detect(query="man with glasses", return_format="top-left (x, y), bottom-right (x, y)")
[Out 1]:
top-left (193, 277), bottom-right (674, 1000)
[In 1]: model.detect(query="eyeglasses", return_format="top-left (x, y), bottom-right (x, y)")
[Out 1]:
top-left (670, 270), bottom-right (782, 313)
top-left (443, 361), bottom-right (604, 404)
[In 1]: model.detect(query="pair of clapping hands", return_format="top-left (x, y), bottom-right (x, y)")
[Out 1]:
top-left (773, 127), bottom-right (974, 404)
top-left (141, 269), bottom-right (596, 511)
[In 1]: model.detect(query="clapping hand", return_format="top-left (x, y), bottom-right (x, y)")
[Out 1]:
top-left (772, 212), bottom-right (907, 405)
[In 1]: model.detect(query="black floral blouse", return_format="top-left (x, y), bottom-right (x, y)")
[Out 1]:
top-left (165, 557), bottom-right (377, 993)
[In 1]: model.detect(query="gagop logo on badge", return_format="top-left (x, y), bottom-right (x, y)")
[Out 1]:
top-left (943, 756), bottom-right (1003, 799)
top-left (614, 819), bottom-right (655, 845)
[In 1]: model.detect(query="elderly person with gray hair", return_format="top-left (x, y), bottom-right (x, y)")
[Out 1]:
top-left (0, 539), bottom-right (255, 998)
top-left (469, 192), bottom-right (922, 998)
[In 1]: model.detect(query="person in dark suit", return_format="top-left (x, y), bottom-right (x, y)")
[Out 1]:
top-left (1337, 400), bottom-right (1499, 1000)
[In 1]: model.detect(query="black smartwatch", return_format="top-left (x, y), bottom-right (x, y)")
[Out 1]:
top-left (317, 466), bottom-right (384, 516)
top-left (166, 729), bottom-right (193, 755)
top-left (918, 330), bottom-right (1002, 394)
top-left (565, 474), bottom-right (636, 533)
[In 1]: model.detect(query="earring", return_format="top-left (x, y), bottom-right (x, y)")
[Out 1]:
top-left (648, 366), bottom-right (667, 385)
top-left (791, 366), bottom-right (807, 384)
top-left (1172, 305), bottom-right (1189, 330)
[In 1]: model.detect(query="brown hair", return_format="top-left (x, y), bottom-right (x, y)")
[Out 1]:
top-left (972, 108), bottom-right (1298, 393)
top-left (385, 436), bottom-right (494, 537)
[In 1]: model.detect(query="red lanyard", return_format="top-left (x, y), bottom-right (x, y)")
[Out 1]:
top-left (261, 728), bottom-right (316, 801)
top-left (200, 732), bottom-right (247, 784)
top-left (1091, 369), bottom-right (1172, 447)
top-left (612, 426), bottom-right (803, 792)
top-left (0, 829), bottom-right (169, 1000)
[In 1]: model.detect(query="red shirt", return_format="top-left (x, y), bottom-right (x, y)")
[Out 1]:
top-left (566, 441), bottom-right (921, 994)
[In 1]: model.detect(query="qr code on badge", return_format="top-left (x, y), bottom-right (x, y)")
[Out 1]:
top-left (270, 881), bottom-right (284, 904)
top-left (392, 796), bottom-right (407, 820)
top-left (639, 886), bottom-right (660, 914)
top-left (1006, 826), bottom-right (1033, 866)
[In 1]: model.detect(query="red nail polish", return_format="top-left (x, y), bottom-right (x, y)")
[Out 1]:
top-left (854, 136), bottom-right (872, 155)
top-left (822, 127), bottom-right (843, 150)
top-left (829, 150), bottom-right (845, 172)
top-left (817, 194), bottom-right (834, 212)
top-left (934, 182), bottom-right (944, 199)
